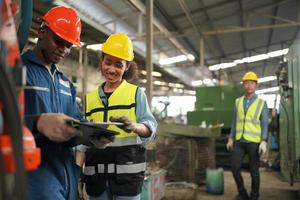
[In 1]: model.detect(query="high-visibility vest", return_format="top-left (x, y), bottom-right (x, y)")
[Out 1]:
top-left (235, 96), bottom-right (265, 143)
top-left (85, 80), bottom-right (142, 146)
top-left (84, 80), bottom-right (145, 197)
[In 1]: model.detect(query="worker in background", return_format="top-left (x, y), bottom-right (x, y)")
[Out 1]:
top-left (226, 71), bottom-right (268, 200)
top-left (80, 33), bottom-right (157, 200)
top-left (22, 6), bottom-right (84, 200)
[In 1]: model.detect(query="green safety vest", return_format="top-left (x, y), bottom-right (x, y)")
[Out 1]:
top-left (235, 96), bottom-right (265, 143)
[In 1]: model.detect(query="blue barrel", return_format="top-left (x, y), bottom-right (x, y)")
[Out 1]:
top-left (206, 168), bottom-right (224, 195)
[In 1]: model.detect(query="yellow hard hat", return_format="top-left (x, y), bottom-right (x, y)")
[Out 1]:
top-left (242, 71), bottom-right (258, 82)
top-left (101, 33), bottom-right (134, 61)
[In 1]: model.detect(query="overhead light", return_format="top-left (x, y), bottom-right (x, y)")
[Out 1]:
top-left (208, 62), bottom-right (237, 71)
top-left (175, 83), bottom-right (184, 88)
top-left (242, 54), bottom-right (268, 63)
top-left (86, 43), bottom-right (103, 51)
top-left (256, 86), bottom-right (279, 94)
top-left (140, 70), bottom-right (162, 77)
top-left (203, 78), bottom-right (212, 85)
top-left (208, 65), bottom-right (221, 71)
top-left (186, 90), bottom-right (196, 95)
top-left (192, 80), bottom-right (203, 86)
top-left (160, 86), bottom-right (169, 91)
top-left (234, 59), bottom-right (244, 64)
top-left (159, 54), bottom-right (195, 65)
top-left (152, 71), bottom-right (162, 77)
top-left (154, 81), bottom-right (167, 86)
top-left (267, 49), bottom-right (289, 57)
top-left (173, 88), bottom-right (184, 93)
top-left (258, 76), bottom-right (277, 83)
top-left (209, 48), bottom-right (289, 71)
top-left (168, 83), bottom-right (184, 88)
top-left (187, 54), bottom-right (195, 61)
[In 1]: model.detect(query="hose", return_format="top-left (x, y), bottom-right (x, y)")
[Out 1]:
top-left (0, 41), bottom-right (26, 199)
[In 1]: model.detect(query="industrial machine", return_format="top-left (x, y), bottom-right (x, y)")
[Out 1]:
top-left (279, 39), bottom-right (300, 186)
top-left (0, 0), bottom-right (41, 199)
top-left (187, 85), bottom-right (244, 129)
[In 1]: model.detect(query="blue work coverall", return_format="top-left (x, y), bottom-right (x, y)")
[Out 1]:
top-left (23, 50), bottom-right (83, 200)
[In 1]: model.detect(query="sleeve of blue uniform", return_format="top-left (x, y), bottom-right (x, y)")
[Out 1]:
top-left (136, 88), bottom-right (157, 142)
top-left (260, 102), bottom-right (269, 141)
top-left (229, 106), bottom-right (236, 139)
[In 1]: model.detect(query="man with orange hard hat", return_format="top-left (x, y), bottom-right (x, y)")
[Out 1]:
top-left (22, 6), bottom-right (84, 199)
top-left (226, 71), bottom-right (268, 200)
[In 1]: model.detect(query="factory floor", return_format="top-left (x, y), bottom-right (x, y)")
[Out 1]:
top-left (164, 169), bottom-right (300, 200)
top-left (196, 169), bottom-right (300, 200)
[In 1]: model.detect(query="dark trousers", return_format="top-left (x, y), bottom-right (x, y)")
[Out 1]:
top-left (231, 141), bottom-right (260, 199)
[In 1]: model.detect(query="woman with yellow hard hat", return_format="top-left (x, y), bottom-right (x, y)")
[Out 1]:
top-left (81, 33), bottom-right (157, 200)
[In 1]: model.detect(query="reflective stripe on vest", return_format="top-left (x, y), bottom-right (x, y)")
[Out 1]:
top-left (235, 96), bottom-right (265, 143)
top-left (83, 162), bottom-right (146, 175)
top-left (85, 80), bottom-right (138, 144)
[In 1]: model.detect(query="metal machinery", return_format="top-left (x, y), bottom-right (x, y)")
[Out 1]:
top-left (187, 85), bottom-right (244, 129)
top-left (0, 0), bottom-right (41, 199)
top-left (279, 39), bottom-right (300, 186)
top-left (187, 85), bottom-right (244, 167)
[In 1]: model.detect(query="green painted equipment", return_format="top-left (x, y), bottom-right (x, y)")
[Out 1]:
top-left (187, 85), bottom-right (244, 128)
top-left (279, 39), bottom-right (300, 185)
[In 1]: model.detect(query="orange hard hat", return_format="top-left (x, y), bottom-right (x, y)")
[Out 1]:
top-left (41, 6), bottom-right (81, 46)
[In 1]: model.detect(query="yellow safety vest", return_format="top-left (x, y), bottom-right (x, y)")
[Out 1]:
top-left (85, 80), bottom-right (140, 146)
top-left (235, 96), bottom-right (265, 143)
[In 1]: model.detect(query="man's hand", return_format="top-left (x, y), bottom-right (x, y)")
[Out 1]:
top-left (109, 116), bottom-right (135, 133)
top-left (37, 113), bottom-right (81, 142)
top-left (259, 140), bottom-right (267, 155)
top-left (226, 138), bottom-right (234, 151)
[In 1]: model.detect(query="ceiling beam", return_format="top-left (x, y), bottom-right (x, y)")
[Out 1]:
top-left (177, 0), bottom-right (219, 60)
top-left (153, 0), bottom-right (199, 61)
top-left (203, 23), bottom-right (300, 35)
top-left (198, 0), bottom-right (226, 58)
top-left (178, 0), bottom-right (290, 31)
top-left (172, 0), bottom-right (237, 20)
top-left (238, 0), bottom-right (249, 71)
top-left (205, 39), bottom-right (294, 62)
top-left (262, 4), bottom-right (278, 77)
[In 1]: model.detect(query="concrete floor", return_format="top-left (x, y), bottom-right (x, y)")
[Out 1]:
top-left (196, 169), bottom-right (300, 200)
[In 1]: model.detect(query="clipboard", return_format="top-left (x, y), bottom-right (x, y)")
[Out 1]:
top-left (34, 120), bottom-right (121, 147)
top-left (65, 120), bottom-right (120, 146)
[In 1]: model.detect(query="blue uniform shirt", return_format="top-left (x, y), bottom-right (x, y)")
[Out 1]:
top-left (23, 50), bottom-right (83, 200)
top-left (229, 94), bottom-right (268, 142)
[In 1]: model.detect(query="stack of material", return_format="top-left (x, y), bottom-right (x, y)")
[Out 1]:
top-left (154, 123), bottom-right (221, 185)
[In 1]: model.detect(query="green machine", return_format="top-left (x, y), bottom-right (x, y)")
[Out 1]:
top-left (279, 39), bottom-right (300, 185)
top-left (187, 85), bottom-right (244, 128)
